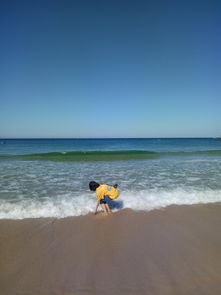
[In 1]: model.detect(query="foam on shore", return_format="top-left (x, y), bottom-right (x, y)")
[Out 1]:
top-left (1, 188), bottom-right (221, 219)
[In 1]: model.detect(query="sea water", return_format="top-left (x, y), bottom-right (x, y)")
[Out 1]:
top-left (0, 138), bottom-right (221, 219)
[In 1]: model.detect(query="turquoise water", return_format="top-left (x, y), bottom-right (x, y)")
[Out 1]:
top-left (1, 138), bottom-right (221, 155)
top-left (0, 138), bottom-right (221, 219)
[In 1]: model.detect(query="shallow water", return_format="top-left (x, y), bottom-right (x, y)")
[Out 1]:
top-left (0, 138), bottom-right (221, 219)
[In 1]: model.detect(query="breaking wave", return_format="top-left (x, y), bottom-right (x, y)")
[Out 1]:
top-left (0, 149), bottom-right (221, 162)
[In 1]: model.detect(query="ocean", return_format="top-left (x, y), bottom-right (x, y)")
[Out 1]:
top-left (0, 138), bottom-right (221, 219)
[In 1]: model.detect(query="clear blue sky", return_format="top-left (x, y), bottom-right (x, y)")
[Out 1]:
top-left (1, 0), bottom-right (220, 138)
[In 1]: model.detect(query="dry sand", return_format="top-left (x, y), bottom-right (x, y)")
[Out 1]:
top-left (0, 203), bottom-right (221, 295)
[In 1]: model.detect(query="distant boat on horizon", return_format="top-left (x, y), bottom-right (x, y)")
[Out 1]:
top-left (214, 136), bottom-right (221, 139)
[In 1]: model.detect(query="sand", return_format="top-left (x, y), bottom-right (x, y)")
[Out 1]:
top-left (0, 204), bottom-right (221, 295)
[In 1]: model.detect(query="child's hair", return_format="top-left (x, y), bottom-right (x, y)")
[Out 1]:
top-left (89, 181), bottom-right (100, 191)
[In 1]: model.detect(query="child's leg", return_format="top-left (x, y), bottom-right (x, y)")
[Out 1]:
top-left (105, 203), bottom-right (112, 214)
top-left (100, 203), bottom-right (108, 214)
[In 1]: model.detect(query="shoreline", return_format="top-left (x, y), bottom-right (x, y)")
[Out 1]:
top-left (1, 203), bottom-right (221, 295)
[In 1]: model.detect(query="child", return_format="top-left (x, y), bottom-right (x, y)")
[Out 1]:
top-left (89, 181), bottom-right (119, 215)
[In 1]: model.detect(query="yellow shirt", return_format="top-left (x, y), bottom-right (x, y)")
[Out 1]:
top-left (96, 184), bottom-right (119, 200)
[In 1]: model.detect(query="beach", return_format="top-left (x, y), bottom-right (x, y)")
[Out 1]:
top-left (1, 203), bottom-right (221, 295)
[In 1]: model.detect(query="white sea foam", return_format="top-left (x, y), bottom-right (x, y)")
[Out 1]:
top-left (0, 189), bottom-right (221, 219)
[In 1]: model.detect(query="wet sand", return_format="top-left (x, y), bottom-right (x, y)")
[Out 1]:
top-left (0, 203), bottom-right (221, 295)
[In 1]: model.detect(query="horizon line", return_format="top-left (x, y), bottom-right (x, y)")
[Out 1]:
top-left (0, 137), bottom-right (215, 140)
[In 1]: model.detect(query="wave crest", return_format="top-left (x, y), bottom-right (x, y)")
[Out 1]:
top-left (1, 149), bottom-right (221, 162)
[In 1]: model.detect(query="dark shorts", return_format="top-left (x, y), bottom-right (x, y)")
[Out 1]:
top-left (100, 196), bottom-right (112, 205)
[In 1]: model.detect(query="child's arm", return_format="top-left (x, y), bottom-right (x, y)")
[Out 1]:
top-left (94, 200), bottom-right (100, 215)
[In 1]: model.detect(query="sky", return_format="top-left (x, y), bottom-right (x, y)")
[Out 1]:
top-left (1, 0), bottom-right (221, 138)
